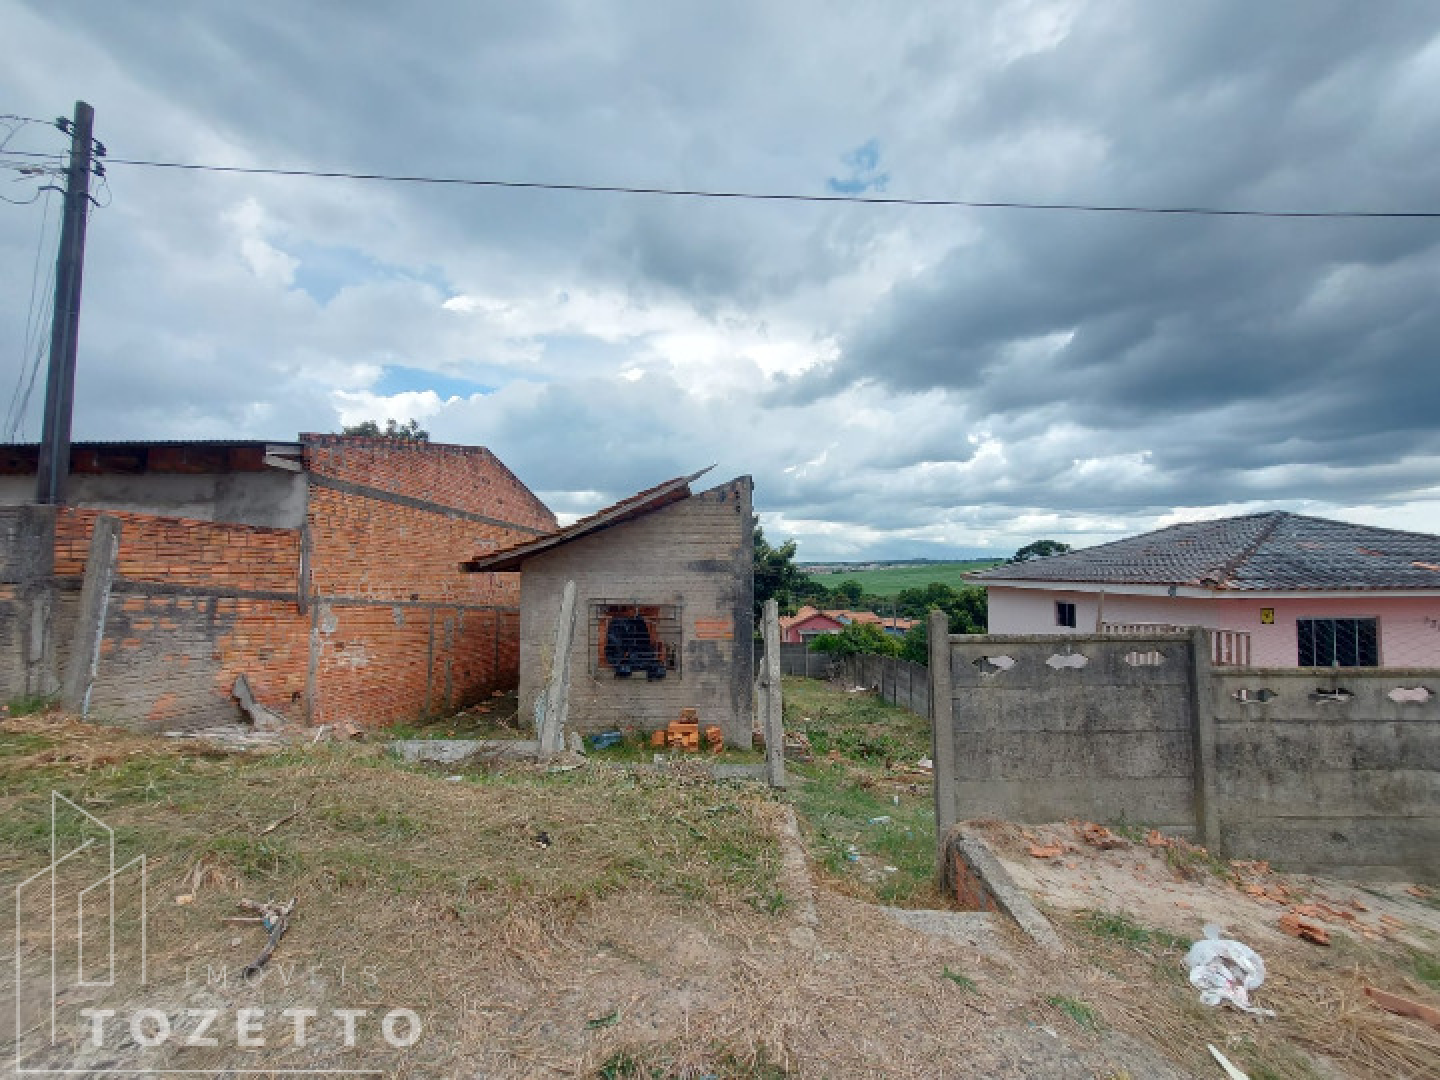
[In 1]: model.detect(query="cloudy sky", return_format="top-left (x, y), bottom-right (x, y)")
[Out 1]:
top-left (3, 1), bottom-right (1440, 559)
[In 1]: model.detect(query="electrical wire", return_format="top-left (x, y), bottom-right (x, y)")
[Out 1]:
top-left (88, 172), bottom-right (112, 208)
top-left (0, 186), bottom-right (46, 205)
top-left (0, 149), bottom-right (68, 162)
top-left (0, 116), bottom-right (67, 203)
top-left (101, 156), bottom-right (1440, 220)
top-left (9, 313), bottom-right (52, 443)
top-left (6, 186), bottom-right (57, 441)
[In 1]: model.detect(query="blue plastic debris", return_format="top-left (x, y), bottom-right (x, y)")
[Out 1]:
top-left (588, 731), bottom-right (624, 750)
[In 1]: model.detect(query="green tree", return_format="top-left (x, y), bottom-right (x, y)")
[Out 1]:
top-left (1008, 539), bottom-right (1070, 563)
top-left (753, 518), bottom-right (805, 618)
top-left (342, 417), bottom-right (430, 441)
top-left (898, 621), bottom-right (929, 665)
top-left (830, 579), bottom-right (864, 607)
top-left (893, 582), bottom-right (987, 634)
top-left (807, 620), bottom-right (899, 658)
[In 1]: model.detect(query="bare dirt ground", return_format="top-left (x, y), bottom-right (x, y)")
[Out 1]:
top-left (4, 700), bottom-right (1437, 1078)
top-left (972, 819), bottom-right (1440, 1079)
top-left (0, 710), bottom-right (1187, 1078)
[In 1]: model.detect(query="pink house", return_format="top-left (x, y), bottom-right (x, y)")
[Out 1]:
top-left (970, 512), bottom-right (1440, 668)
top-left (780, 606), bottom-right (919, 643)
top-left (780, 606), bottom-right (846, 643)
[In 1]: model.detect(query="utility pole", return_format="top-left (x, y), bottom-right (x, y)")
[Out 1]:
top-left (35, 100), bottom-right (96, 505)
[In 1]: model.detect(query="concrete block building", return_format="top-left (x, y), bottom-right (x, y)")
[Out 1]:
top-left (463, 470), bottom-right (755, 747)
top-left (0, 435), bottom-right (555, 729)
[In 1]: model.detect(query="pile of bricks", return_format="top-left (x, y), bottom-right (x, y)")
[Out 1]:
top-left (650, 708), bottom-right (724, 753)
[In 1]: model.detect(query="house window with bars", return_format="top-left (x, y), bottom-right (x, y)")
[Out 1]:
top-left (1297, 617), bottom-right (1379, 668)
top-left (589, 602), bottom-right (682, 679)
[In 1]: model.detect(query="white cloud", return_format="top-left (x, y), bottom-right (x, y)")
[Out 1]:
top-left (3, 0), bottom-right (1440, 562)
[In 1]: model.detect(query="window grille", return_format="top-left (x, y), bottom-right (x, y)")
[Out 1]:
top-left (589, 601), bottom-right (682, 679)
top-left (1297, 617), bottom-right (1378, 667)
top-left (1056, 601), bottom-right (1077, 628)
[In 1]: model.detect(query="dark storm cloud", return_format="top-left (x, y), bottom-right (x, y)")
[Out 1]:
top-left (774, 0), bottom-right (1440, 538)
top-left (5, 0), bottom-right (1440, 558)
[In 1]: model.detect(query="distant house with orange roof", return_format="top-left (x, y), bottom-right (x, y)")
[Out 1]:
top-left (780, 606), bottom-right (918, 643)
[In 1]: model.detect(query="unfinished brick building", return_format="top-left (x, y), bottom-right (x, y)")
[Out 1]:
top-left (0, 435), bottom-right (555, 730)
top-left (463, 470), bottom-right (755, 747)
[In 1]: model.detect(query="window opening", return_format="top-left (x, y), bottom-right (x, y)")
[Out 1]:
top-left (589, 601), bottom-right (681, 679)
top-left (1056, 601), bottom-right (1077, 628)
top-left (1297, 617), bottom-right (1378, 668)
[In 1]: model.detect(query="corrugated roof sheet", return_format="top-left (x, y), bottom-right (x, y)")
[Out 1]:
top-left (461, 467), bottom-right (714, 572)
top-left (969, 511), bottom-right (1440, 591)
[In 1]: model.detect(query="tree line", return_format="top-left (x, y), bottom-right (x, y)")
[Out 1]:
top-left (754, 519), bottom-right (1071, 664)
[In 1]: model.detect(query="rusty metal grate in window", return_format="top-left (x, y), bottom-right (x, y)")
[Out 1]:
top-left (588, 601), bottom-right (682, 679)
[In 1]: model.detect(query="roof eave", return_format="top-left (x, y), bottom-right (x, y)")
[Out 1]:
top-left (461, 466), bottom-right (714, 573)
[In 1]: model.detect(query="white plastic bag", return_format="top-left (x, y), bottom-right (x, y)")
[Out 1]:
top-left (1184, 924), bottom-right (1274, 1017)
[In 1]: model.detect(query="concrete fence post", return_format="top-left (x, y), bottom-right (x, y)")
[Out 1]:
top-left (62, 514), bottom-right (121, 718)
top-left (1187, 624), bottom-right (1222, 851)
top-left (761, 598), bottom-right (786, 789)
top-left (536, 580), bottom-right (577, 757)
top-left (13, 505), bottom-right (59, 699)
top-left (928, 610), bottom-right (956, 850)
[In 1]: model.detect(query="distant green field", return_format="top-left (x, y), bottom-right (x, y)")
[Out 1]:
top-left (803, 560), bottom-right (1002, 596)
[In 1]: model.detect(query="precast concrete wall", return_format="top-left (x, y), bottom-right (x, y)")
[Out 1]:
top-left (931, 628), bottom-right (1440, 882)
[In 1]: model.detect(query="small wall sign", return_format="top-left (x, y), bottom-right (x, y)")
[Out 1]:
top-left (1260, 608), bottom-right (1275, 624)
top-left (693, 617), bottom-right (733, 640)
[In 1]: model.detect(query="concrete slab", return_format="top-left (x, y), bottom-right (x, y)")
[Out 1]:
top-left (391, 739), bottom-right (539, 764)
top-left (878, 907), bottom-right (1009, 950)
top-left (943, 826), bottom-right (1065, 954)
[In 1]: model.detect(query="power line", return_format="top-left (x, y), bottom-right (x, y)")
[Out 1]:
top-left (102, 156), bottom-right (1440, 219)
top-left (6, 186), bottom-right (58, 441)
top-left (0, 149), bottom-right (68, 161)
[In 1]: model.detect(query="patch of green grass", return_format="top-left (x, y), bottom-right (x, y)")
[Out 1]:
top-left (1077, 910), bottom-right (1192, 952)
top-left (1162, 841), bottom-right (1235, 882)
top-left (582, 729), bottom-right (766, 765)
top-left (802, 560), bottom-right (1002, 596)
top-left (789, 761), bottom-right (936, 906)
top-left (1413, 949), bottom-right (1440, 991)
top-left (5, 694), bottom-right (56, 717)
top-left (758, 889), bottom-right (789, 915)
top-left (941, 968), bottom-right (977, 992)
top-left (319, 804), bottom-right (426, 840)
top-left (1045, 994), bottom-right (1101, 1032)
top-left (0, 731), bottom-right (55, 757)
top-left (597, 1050), bottom-right (651, 1079)
top-left (783, 676), bottom-right (931, 767)
top-left (780, 678), bottom-right (937, 906)
top-left (204, 834), bottom-right (302, 881)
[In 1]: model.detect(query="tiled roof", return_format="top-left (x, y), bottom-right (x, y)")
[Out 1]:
top-left (779, 608), bottom-right (918, 631)
top-left (969, 512), bottom-right (1440, 591)
top-left (461, 467), bottom-right (713, 572)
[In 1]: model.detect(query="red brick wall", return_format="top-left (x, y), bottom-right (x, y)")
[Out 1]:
top-left (306, 487), bottom-right (521, 607)
top-left (95, 593), bottom-right (309, 730)
top-left (302, 435), bottom-right (556, 529)
top-left (301, 437), bottom-right (551, 726)
top-left (42, 440), bottom-right (552, 731)
top-left (53, 508), bottom-right (309, 730)
top-left (55, 508), bottom-right (300, 592)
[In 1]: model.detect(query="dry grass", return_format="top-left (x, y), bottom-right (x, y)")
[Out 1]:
top-left (3, 711), bottom-right (1192, 1078)
top-left (9, 708), bottom-right (1433, 1078)
top-left (1062, 899), bottom-right (1440, 1079)
top-left (2, 713), bottom-right (793, 1076)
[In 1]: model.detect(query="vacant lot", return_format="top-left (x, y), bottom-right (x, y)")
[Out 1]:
top-left (802, 559), bottom-right (1000, 595)
top-left (4, 680), bottom-right (1437, 1077)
